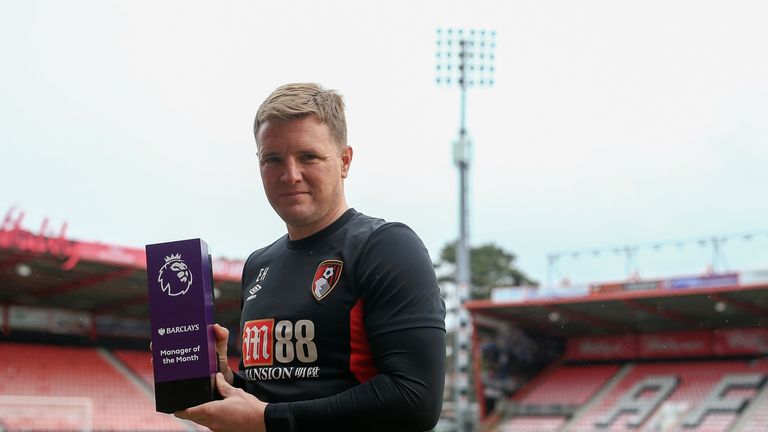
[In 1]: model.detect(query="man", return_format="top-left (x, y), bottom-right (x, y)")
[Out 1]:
top-left (176, 83), bottom-right (446, 431)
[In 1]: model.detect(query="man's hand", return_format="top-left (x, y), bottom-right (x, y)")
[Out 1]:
top-left (213, 323), bottom-right (235, 385)
top-left (175, 372), bottom-right (267, 432)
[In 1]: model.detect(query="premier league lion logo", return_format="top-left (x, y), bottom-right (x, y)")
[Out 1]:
top-left (158, 253), bottom-right (193, 296)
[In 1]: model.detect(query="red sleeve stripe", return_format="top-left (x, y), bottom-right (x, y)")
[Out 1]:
top-left (349, 299), bottom-right (378, 383)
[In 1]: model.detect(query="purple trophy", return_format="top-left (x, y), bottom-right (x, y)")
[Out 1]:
top-left (146, 238), bottom-right (218, 413)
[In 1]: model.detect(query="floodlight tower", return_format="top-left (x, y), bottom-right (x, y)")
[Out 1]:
top-left (436, 28), bottom-right (496, 431)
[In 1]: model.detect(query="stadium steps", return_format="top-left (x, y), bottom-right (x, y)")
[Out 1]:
top-left (565, 360), bottom-right (768, 431)
top-left (509, 359), bottom-right (566, 402)
top-left (112, 349), bottom-right (156, 388)
top-left (491, 363), bottom-right (628, 432)
top-left (513, 363), bottom-right (623, 407)
top-left (102, 348), bottom-right (200, 432)
top-left (561, 362), bottom-right (634, 432)
top-left (731, 364), bottom-right (768, 432)
top-left (99, 348), bottom-right (155, 398)
top-left (111, 349), bottom-right (242, 432)
top-left (0, 342), bottom-right (187, 431)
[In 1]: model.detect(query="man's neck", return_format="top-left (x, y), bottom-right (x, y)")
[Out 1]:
top-left (286, 203), bottom-right (349, 241)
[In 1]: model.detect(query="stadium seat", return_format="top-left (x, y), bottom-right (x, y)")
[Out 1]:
top-left (496, 364), bottom-right (622, 432)
top-left (497, 415), bottom-right (567, 431)
top-left (512, 364), bottom-right (622, 406)
top-left (567, 360), bottom-right (768, 432)
top-left (113, 349), bottom-right (156, 388)
top-left (0, 342), bottom-right (187, 431)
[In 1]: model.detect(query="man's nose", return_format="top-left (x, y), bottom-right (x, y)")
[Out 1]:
top-left (281, 158), bottom-right (302, 183)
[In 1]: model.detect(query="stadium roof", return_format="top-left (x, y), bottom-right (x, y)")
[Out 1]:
top-left (5, 208), bottom-right (768, 341)
top-left (466, 282), bottom-right (768, 338)
top-left (0, 209), bottom-right (244, 332)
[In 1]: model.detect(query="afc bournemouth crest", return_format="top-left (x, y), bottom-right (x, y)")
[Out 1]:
top-left (311, 260), bottom-right (343, 301)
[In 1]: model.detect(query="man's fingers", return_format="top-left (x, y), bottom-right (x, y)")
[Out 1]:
top-left (213, 324), bottom-right (230, 350)
top-left (215, 372), bottom-right (236, 398)
top-left (175, 405), bottom-right (207, 422)
top-left (213, 324), bottom-right (231, 375)
top-left (213, 323), bottom-right (229, 341)
top-left (174, 401), bottom-right (230, 431)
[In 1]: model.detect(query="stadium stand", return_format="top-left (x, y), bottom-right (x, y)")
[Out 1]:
top-left (113, 349), bottom-right (155, 388)
top-left (569, 360), bottom-right (768, 431)
top-left (0, 209), bottom-right (246, 431)
top-left (497, 364), bottom-right (622, 431)
top-left (730, 359), bottom-right (768, 432)
top-left (4, 209), bottom-right (768, 431)
top-left (496, 416), bottom-right (567, 432)
top-left (512, 364), bottom-right (622, 407)
top-left (0, 343), bottom-right (187, 431)
top-left (488, 359), bottom-right (768, 431)
top-left (469, 267), bottom-right (768, 432)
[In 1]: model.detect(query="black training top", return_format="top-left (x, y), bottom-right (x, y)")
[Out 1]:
top-left (233, 209), bottom-right (447, 431)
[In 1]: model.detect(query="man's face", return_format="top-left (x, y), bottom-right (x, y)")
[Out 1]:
top-left (257, 115), bottom-right (352, 239)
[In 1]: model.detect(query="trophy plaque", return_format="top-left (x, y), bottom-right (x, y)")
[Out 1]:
top-left (146, 238), bottom-right (218, 413)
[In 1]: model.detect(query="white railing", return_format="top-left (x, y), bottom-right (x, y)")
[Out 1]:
top-left (0, 395), bottom-right (93, 432)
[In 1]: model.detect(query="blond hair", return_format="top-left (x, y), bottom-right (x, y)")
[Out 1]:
top-left (254, 83), bottom-right (347, 148)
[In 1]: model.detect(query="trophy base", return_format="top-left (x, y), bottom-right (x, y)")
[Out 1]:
top-left (154, 375), bottom-right (218, 413)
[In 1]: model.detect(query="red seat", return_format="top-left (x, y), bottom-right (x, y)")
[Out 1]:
top-left (568, 360), bottom-right (768, 432)
top-left (498, 364), bottom-right (621, 432)
top-left (0, 342), bottom-right (186, 431)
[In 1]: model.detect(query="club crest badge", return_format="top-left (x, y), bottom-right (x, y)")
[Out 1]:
top-left (158, 253), bottom-right (193, 296)
top-left (311, 260), bottom-right (343, 301)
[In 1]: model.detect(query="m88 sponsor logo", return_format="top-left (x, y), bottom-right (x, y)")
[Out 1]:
top-left (242, 318), bottom-right (318, 367)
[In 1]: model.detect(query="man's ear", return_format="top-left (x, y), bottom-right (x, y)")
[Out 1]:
top-left (340, 146), bottom-right (353, 178)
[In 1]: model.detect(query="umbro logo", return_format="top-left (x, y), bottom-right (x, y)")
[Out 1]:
top-left (246, 267), bottom-right (269, 302)
top-left (246, 284), bottom-right (262, 302)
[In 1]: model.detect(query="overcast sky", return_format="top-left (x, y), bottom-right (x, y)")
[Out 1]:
top-left (3, 0), bottom-right (768, 286)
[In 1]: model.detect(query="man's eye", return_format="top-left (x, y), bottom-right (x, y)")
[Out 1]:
top-left (300, 154), bottom-right (319, 161)
top-left (261, 156), bottom-right (280, 165)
